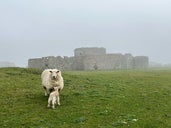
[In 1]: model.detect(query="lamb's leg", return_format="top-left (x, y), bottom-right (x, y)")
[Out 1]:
top-left (47, 97), bottom-right (51, 108)
top-left (57, 95), bottom-right (60, 106)
top-left (52, 97), bottom-right (56, 109)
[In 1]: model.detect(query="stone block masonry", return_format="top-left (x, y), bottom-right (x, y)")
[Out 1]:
top-left (28, 47), bottom-right (149, 70)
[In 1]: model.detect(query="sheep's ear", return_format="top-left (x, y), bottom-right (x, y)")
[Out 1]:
top-left (49, 71), bottom-right (52, 73)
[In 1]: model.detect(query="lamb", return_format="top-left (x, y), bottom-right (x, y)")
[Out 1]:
top-left (41, 69), bottom-right (64, 96)
top-left (47, 87), bottom-right (60, 109)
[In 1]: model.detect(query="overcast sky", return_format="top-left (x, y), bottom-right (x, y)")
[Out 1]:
top-left (0, 0), bottom-right (171, 67)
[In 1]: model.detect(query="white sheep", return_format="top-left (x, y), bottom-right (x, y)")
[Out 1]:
top-left (47, 87), bottom-right (60, 109)
top-left (41, 69), bottom-right (64, 96)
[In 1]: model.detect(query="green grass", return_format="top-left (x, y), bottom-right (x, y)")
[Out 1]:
top-left (0, 68), bottom-right (171, 128)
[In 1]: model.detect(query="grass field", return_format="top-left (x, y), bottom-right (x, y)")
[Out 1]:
top-left (0, 67), bottom-right (171, 128)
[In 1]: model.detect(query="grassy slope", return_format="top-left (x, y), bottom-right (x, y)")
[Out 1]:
top-left (0, 68), bottom-right (171, 128)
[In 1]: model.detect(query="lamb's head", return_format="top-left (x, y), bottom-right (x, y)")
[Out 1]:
top-left (49, 86), bottom-right (60, 93)
top-left (49, 69), bottom-right (61, 80)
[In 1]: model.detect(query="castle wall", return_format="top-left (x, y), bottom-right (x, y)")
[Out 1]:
top-left (28, 47), bottom-right (149, 70)
top-left (28, 56), bottom-right (79, 70)
top-left (133, 56), bottom-right (149, 69)
top-left (82, 54), bottom-right (126, 70)
top-left (28, 58), bottom-right (42, 69)
top-left (63, 56), bottom-right (75, 70)
top-left (70, 56), bottom-right (85, 70)
top-left (123, 53), bottom-right (134, 69)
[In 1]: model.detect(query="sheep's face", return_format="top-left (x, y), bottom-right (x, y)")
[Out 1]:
top-left (49, 69), bottom-right (61, 80)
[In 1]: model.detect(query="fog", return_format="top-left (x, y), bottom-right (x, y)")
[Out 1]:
top-left (0, 0), bottom-right (171, 67)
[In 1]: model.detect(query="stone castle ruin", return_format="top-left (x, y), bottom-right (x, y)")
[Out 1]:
top-left (28, 47), bottom-right (149, 70)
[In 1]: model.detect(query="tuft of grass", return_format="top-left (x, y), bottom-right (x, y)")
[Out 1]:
top-left (73, 116), bottom-right (87, 124)
top-left (0, 68), bottom-right (171, 127)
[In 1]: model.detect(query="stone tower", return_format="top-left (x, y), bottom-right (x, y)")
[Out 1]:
top-left (74, 47), bottom-right (106, 56)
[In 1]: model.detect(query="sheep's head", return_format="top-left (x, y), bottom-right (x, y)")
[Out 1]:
top-left (49, 69), bottom-right (61, 80)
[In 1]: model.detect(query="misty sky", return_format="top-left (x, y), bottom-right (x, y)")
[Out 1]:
top-left (0, 0), bottom-right (171, 67)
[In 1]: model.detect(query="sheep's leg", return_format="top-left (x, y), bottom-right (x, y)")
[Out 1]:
top-left (43, 86), bottom-right (48, 96)
top-left (45, 91), bottom-right (48, 96)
